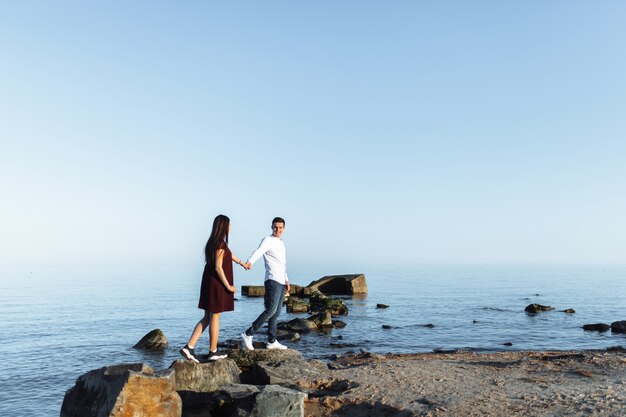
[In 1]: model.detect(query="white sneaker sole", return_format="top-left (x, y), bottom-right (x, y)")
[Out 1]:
top-left (208, 354), bottom-right (228, 361)
top-left (241, 333), bottom-right (254, 351)
top-left (267, 344), bottom-right (288, 350)
top-left (181, 348), bottom-right (200, 363)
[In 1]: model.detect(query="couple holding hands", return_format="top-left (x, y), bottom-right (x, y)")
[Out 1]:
top-left (180, 215), bottom-right (290, 362)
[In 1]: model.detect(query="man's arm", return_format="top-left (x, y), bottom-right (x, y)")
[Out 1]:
top-left (246, 237), bottom-right (271, 268)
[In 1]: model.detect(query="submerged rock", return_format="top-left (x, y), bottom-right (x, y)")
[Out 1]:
top-left (583, 323), bottom-right (610, 332)
top-left (376, 303), bottom-right (389, 309)
top-left (560, 309), bottom-right (576, 314)
top-left (60, 363), bottom-right (181, 417)
top-left (611, 321), bottom-right (626, 333)
top-left (308, 311), bottom-right (333, 328)
top-left (332, 320), bottom-right (347, 328)
top-left (525, 304), bottom-right (555, 314)
top-left (170, 359), bottom-right (241, 407)
top-left (133, 328), bottom-right (168, 351)
top-left (304, 274), bottom-right (368, 295)
top-left (277, 332), bottom-right (301, 343)
top-left (278, 318), bottom-right (318, 333)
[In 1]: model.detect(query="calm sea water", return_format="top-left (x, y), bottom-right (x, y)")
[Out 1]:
top-left (1, 264), bottom-right (625, 416)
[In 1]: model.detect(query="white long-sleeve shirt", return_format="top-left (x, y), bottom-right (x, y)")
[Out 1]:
top-left (247, 235), bottom-right (289, 285)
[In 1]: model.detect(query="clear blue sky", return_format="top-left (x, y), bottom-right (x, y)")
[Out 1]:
top-left (1, 1), bottom-right (625, 266)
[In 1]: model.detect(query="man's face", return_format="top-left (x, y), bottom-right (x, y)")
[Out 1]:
top-left (272, 222), bottom-right (285, 238)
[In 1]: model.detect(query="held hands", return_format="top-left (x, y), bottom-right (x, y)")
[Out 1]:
top-left (244, 262), bottom-right (252, 270)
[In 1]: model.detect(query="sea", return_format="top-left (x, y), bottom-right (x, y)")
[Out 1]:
top-left (1, 264), bottom-right (625, 416)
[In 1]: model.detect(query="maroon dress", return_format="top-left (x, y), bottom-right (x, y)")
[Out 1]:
top-left (198, 243), bottom-right (235, 313)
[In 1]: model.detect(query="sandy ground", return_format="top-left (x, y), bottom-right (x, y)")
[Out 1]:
top-left (301, 350), bottom-right (626, 417)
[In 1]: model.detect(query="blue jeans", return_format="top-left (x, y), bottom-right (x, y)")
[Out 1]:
top-left (246, 279), bottom-right (285, 343)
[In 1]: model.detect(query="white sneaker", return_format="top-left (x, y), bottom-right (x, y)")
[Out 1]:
top-left (266, 340), bottom-right (288, 350)
top-left (241, 332), bottom-right (254, 351)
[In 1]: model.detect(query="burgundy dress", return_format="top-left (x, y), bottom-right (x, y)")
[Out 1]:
top-left (198, 244), bottom-right (235, 313)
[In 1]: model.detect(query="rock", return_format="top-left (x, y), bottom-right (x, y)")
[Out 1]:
top-left (560, 309), bottom-right (576, 313)
top-left (303, 274), bottom-right (368, 295)
top-left (422, 323), bottom-right (434, 328)
top-left (170, 359), bottom-right (240, 408)
top-left (582, 323), bottom-right (610, 332)
top-left (133, 328), bottom-right (168, 351)
top-left (308, 291), bottom-right (348, 316)
top-left (525, 304), bottom-right (555, 314)
top-left (242, 285), bottom-right (305, 297)
top-left (611, 321), bottom-right (626, 333)
top-left (376, 303), bottom-right (389, 309)
top-left (285, 296), bottom-right (310, 313)
top-left (289, 285), bottom-right (305, 297)
top-left (503, 342), bottom-right (513, 346)
top-left (332, 320), bottom-right (347, 328)
top-left (278, 318), bottom-right (318, 333)
top-left (330, 342), bottom-right (358, 348)
top-left (226, 348), bottom-right (304, 374)
top-left (308, 311), bottom-right (333, 328)
top-left (248, 359), bottom-right (329, 386)
top-left (382, 325), bottom-right (392, 329)
top-left (277, 332), bottom-right (301, 343)
top-left (211, 384), bottom-right (306, 417)
top-left (242, 286), bottom-right (266, 297)
top-left (60, 363), bottom-right (181, 417)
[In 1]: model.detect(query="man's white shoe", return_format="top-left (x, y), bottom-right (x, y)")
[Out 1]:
top-left (241, 332), bottom-right (254, 351)
top-left (266, 340), bottom-right (288, 350)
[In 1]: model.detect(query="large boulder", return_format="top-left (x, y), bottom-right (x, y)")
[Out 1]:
top-left (133, 328), bottom-right (168, 351)
top-left (242, 286), bottom-right (266, 297)
top-left (60, 363), bottom-right (181, 417)
top-left (248, 359), bottom-right (329, 386)
top-left (304, 274), bottom-right (367, 295)
top-left (227, 348), bottom-right (303, 374)
top-left (524, 304), bottom-right (555, 314)
top-left (170, 359), bottom-right (241, 407)
top-left (211, 384), bottom-right (306, 417)
top-left (242, 285), bottom-right (305, 297)
top-left (611, 320), bottom-right (626, 333)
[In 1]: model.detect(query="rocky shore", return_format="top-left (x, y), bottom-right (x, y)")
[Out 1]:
top-left (60, 275), bottom-right (626, 416)
top-left (60, 347), bottom-right (626, 417)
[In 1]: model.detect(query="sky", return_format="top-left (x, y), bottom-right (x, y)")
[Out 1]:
top-left (1, 1), bottom-right (625, 266)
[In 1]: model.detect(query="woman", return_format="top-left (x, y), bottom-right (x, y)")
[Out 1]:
top-left (180, 214), bottom-right (246, 362)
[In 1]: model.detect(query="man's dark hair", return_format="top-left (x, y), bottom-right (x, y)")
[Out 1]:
top-left (272, 217), bottom-right (285, 225)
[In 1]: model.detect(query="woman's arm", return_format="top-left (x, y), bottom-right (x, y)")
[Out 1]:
top-left (231, 254), bottom-right (247, 269)
top-left (215, 249), bottom-right (237, 293)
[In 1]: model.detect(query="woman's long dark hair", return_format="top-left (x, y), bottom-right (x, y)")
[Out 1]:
top-left (204, 214), bottom-right (230, 265)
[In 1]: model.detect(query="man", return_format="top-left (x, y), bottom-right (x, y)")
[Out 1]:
top-left (241, 217), bottom-right (290, 350)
